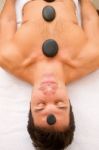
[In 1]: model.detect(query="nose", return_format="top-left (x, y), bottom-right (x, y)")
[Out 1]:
top-left (43, 84), bottom-right (56, 95)
top-left (39, 82), bottom-right (57, 95)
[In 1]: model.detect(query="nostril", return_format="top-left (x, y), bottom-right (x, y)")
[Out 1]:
top-left (39, 83), bottom-right (57, 94)
top-left (44, 87), bottom-right (55, 94)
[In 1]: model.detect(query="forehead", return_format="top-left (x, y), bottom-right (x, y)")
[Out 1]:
top-left (32, 113), bottom-right (70, 132)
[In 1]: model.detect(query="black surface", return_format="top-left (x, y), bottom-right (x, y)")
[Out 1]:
top-left (42, 39), bottom-right (58, 57)
top-left (47, 114), bottom-right (56, 125)
top-left (44, 0), bottom-right (55, 2)
top-left (42, 6), bottom-right (56, 22)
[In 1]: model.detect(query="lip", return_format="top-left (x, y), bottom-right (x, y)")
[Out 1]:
top-left (41, 81), bottom-right (57, 85)
top-left (42, 80), bottom-right (56, 83)
top-left (40, 74), bottom-right (57, 88)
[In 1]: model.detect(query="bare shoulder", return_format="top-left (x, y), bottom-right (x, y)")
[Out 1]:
top-left (0, 40), bottom-right (34, 84)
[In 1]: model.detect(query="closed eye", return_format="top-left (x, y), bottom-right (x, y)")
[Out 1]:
top-left (34, 102), bottom-right (45, 112)
top-left (34, 108), bottom-right (44, 112)
top-left (58, 106), bottom-right (68, 110)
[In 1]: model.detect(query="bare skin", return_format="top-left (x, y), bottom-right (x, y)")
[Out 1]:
top-left (0, 0), bottom-right (99, 130)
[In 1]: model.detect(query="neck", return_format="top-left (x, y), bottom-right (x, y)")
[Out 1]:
top-left (33, 60), bottom-right (66, 86)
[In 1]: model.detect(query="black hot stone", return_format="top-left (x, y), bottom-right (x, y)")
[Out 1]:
top-left (44, 0), bottom-right (55, 2)
top-left (47, 114), bottom-right (56, 125)
top-left (42, 39), bottom-right (58, 57)
top-left (42, 6), bottom-right (56, 22)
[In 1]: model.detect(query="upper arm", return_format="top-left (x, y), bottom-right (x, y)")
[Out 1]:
top-left (0, 17), bottom-right (17, 41)
top-left (0, 0), bottom-right (17, 41)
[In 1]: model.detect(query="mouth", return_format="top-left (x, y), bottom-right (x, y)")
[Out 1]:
top-left (41, 81), bottom-right (57, 84)
top-left (40, 81), bottom-right (57, 87)
top-left (40, 74), bottom-right (58, 89)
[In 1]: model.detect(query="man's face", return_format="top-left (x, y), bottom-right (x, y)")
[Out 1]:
top-left (31, 81), bottom-right (70, 131)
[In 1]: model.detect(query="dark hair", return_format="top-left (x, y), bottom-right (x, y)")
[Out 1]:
top-left (27, 104), bottom-right (75, 150)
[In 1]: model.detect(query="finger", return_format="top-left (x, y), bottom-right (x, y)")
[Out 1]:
top-left (63, 0), bottom-right (78, 24)
top-left (80, 0), bottom-right (99, 37)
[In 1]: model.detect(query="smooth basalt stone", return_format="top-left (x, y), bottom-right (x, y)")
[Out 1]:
top-left (42, 6), bottom-right (56, 22)
top-left (47, 114), bottom-right (56, 125)
top-left (42, 39), bottom-right (58, 57)
top-left (44, 0), bottom-right (55, 2)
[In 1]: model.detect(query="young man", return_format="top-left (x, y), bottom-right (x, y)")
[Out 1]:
top-left (0, 0), bottom-right (99, 149)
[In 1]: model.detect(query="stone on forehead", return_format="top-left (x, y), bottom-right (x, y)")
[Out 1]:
top-left (47, 114), bottom-right (56, 125)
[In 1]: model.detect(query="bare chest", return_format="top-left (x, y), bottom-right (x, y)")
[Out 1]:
top-left (13, 0), bottom-right (86, 77)
top-left (17, 2), bottom-right (85, 63)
